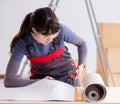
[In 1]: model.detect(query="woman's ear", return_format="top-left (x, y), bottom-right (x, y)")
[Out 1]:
top-left (32, 27), bottom-right (35, 33)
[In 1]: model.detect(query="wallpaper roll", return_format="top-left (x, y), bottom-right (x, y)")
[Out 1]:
top-left (82, 72), bottom-right (107, 102)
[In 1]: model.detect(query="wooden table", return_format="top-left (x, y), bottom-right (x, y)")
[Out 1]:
top-left (0, 87), bottom-right (120, 104)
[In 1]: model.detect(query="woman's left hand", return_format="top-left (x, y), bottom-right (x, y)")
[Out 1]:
top-left (44, 76), bottom-right (55, 80)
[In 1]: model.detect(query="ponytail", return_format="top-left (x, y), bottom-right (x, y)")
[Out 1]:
top-left (10, 13), bottom-right (32, 53)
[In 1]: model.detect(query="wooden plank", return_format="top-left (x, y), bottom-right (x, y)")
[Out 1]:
top-left (108, 73), bottom-right (120, 86)
top-left (99, 23), bottom-right (120, 48)
top-left (107, 48), bottom-right (120, 73)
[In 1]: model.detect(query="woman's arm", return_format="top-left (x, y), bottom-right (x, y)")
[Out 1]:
top-left (4, 58), bottom-right (37, 87)
top-left (72, 35), bottom-right (87, 85)
top-left (72, 34), bottom-right (87, 65)
top-left (60, 24), bottom-right (87, 65)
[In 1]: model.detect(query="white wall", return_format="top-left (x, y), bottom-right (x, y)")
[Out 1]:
top-left (0, 0), bottom-right (120, 74)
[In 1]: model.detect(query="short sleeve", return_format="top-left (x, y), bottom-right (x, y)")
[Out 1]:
top-left (11, 39), bottom-right (26, 61)
top-left (60, 24), bottom-right (75, 43)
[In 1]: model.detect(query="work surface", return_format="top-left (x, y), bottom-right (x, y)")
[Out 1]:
top-left (0, 79), bottom-right (120, 104)
top-left (0, 87), bottom-right (120, 104)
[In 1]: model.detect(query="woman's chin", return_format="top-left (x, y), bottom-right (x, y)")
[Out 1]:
top-left (42, 42), bottom-right (51, 45)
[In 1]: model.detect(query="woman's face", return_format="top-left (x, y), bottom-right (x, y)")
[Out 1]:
top-left (32, 28), bottom-right (59, 45)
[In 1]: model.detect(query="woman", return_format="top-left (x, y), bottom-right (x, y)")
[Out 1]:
top-left (4, 7), bottom-right (87, 87)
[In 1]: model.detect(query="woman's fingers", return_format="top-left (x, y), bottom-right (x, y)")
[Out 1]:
top-left (44, 76), bottom-right (55, 80)
top-left (75, 64), bottom-right (84, 79)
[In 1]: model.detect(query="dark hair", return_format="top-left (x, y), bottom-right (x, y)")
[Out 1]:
top-left (10, 7), bottom-right (60, 53)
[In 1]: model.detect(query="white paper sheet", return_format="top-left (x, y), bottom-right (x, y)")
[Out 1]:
top-left (0, 79), bottom-right (74, 101)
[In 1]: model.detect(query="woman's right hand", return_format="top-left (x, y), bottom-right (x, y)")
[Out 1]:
top-left (44, 76), bottom-right (55, 80)
top-left (75, 64), bottom-right (85, 80)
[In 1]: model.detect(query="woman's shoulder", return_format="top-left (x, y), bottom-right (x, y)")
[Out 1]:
top-left (15, 34), bottom-right (32, 46)
top-left (59, 23), bottom-right (76, 42)
top-left (13, 34), bottom-right (32, 51)
top-left (60, 24), bottom-right (73, 33)
top-left (60, 24), bottom-right (67, 30)
top-left (15, 37), bottom-right (25, 47)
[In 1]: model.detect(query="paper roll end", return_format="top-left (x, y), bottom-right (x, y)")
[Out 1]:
top-left (82, 73), bottom-right (107, 102)
top-left (84, 84), bottom-right (107, 102)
